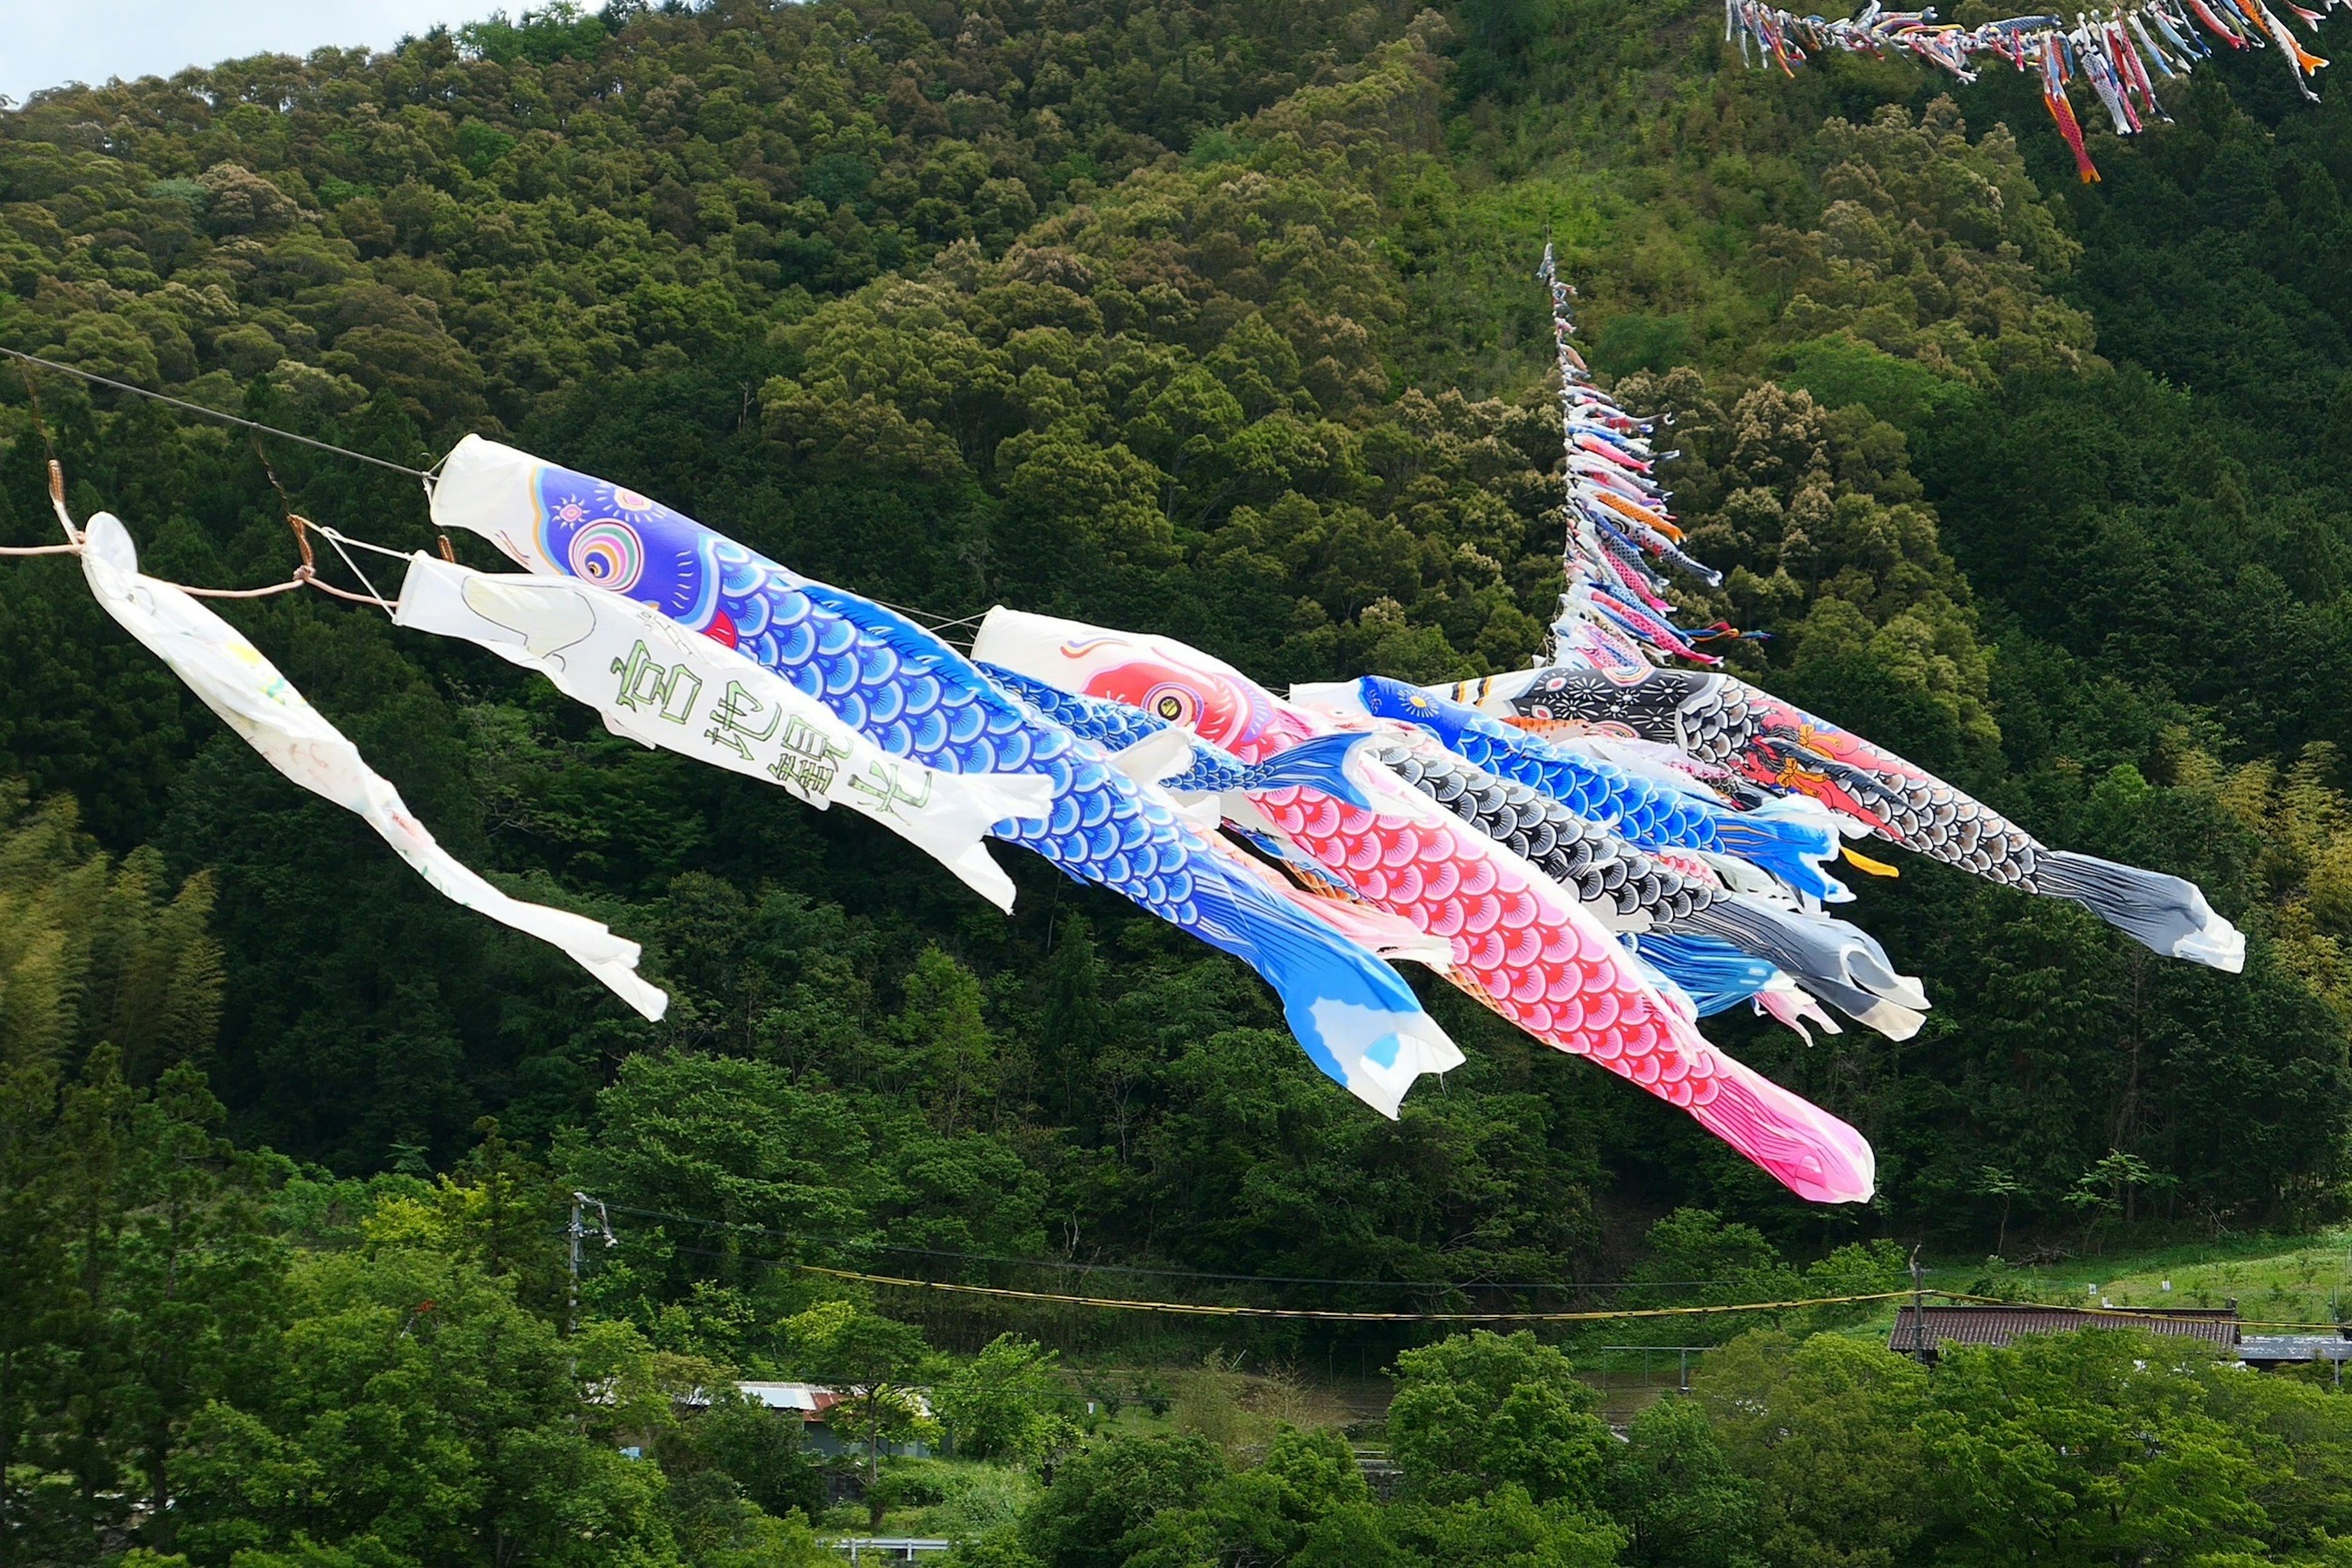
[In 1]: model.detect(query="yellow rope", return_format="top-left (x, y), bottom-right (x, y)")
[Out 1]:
top-left (795, 1265), bottom-right (1920, 1322)
top-left (798, 1266), bottom-right (2352, 1333)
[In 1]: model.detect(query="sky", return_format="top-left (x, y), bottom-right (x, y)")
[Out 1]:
top-left (1, 1), bottom-right (510, 105)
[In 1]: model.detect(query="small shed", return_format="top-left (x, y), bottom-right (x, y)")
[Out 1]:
top-left (1889, 1303), bottom-right (2240, 1363)
top-left (718, 1381), bottom-right (933, 1460)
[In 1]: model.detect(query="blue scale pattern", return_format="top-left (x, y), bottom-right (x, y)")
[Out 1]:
top-left (514, 466), bottom-right (1447, 1098)
top-left (1348, 677), bottom-right (1842, 902)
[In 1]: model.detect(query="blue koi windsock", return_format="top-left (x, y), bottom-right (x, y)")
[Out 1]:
top-left (1292, 675), bottom-right (1848, 903)
top-left (428, 435), bottom-right (1461, 1115)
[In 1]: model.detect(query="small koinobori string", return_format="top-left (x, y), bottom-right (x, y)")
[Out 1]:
top-left (1724, 0), bottom-right (2342, 181)
top-left (1, 346), bottom-right (435, 478)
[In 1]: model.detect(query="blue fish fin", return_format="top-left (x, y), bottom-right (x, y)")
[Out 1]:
top-left (1634, 933), bottom-right (1777, 1015)
top-left (1709, 797), bottom-right (1848, 903)
top-left (1238, 733), bottom-right (1374, 809)
top-left (1186, 865), bottom-right (1461, 1117)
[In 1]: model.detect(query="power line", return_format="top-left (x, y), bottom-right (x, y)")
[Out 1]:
top-left (600, 1200), bottom-right (1872, 1292)
top-left (1, 346), bottom-right (434, 478)
top-left (605, 1241), bottom-right (2352, 1332)
top-left (638, 1237), bottom-right (1923, 1321)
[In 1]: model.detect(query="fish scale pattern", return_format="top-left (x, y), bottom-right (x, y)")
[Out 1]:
top-left (1736, 688), bottom-right (2040, 884)
top-left (718, 541), bottom-right (1218, 913)
top-left (1374, 739), bottom-right (1709, 924)
top-left (1248, 775), bottom-right (1873, 1202)
top-left (992, 663), bottom-right (1713, 925)
top-left (1336, 677), bottom-right (1771, 858)
top-left (1298, 677), bottom-right (1845, 903)
top-left (978, 663), bottom-right (1286, 796)
top-left (958, 606), bottom-right (1876, 1202)
top-left (1494, 664), bottom-right (2043, 887)
top-left (471, 455), bottom-right (1467, 1112)
top-left (1250, 782), bottom-right (1715, 1099)
top-left (979, 663), bottom-right (1164, 752)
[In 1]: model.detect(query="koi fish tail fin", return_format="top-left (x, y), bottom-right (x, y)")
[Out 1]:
top-left (1686, 1055), bottom-right (1877, 1204)
top-left (1709, 796), bottom-right (1849, 903)
top-left (1755, 981), bottom-right (1843, 1045)
top-left (1189, 867), bottom-right (1464, 1117)
top-left (1634, 933), bottom-right (1779, 1016)
top-left (2034, 850), bottom-right (2247, 972)
top-left (1239, 733), bottom-right (1376, 809)
top-left (1681, 894), bottom-right (1929, 1012)
top-left (1787, 974), bottom-right (1927, 1041)
top-left (901, 772), bottom-right (1055, 913)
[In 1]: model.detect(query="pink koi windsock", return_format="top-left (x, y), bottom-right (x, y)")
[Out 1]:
top-left (974, 608), bottom-right (1876, 1204)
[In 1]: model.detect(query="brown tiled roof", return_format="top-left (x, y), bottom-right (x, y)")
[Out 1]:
top-left (1890, 1304), bottom-right (2239, 1355)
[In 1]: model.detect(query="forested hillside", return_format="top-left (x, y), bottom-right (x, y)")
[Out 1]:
top-left (6, 0), bottom-right (2352, 1559)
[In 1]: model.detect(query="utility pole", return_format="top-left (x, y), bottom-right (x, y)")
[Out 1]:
top-left (568, 1191), bottom-right (616, 1335)
top-left (1907, 1243), bottom-right (1929, 1366)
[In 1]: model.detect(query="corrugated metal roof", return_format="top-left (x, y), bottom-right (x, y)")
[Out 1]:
top-left (1889, 1304), bottom-right (2238, 1355)
top-left (735, 1381), bottom-right (831, 1413)
top-left (2239, 1335), bottom-right (2352, 1362)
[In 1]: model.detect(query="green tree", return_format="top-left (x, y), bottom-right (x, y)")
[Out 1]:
top-left (1385, 1485), bottom-right (1626, 1568)
top-left (1695, 1333), bottom-right (1930, 1568)
top-left (935, 1335), bottom-right (1066, 1464)
top-left (680, 1388), bottom-right (826, 1526)
top-left (1605, 1397), bottom-right (1763, 1568)
top-left (778, 1300), bottom-right (932, 1486)
top-left (889, 946), bottom-right (1006, 1137)
top-left (575, 1052), bottom-right (871, 1301)
top-left (1918, 1330), bottom-right (2270, 1566)
top-left (1388, 1331), bottom-right (1613, 1509)
top-left (170, 1232), bottom-right (693, 1567)
top-left (1018, 1434), bottom-right (1227, 1568)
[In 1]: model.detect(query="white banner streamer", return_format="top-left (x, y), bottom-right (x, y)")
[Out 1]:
top-left (78, 513), bottom-right (668, 1020)
top-left (393, 555), bottom-right (1050, 912)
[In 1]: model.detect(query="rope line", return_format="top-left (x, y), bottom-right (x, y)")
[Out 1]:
top-left (1, 346), bottom-right (433, 478)
top-left (315, 524), bottom-right (393, 614)
top-left (312, 525), bottom-right (417, 562)
top-left (794, 1265), bottom-right (2352, 1332)
top-left (601, 1200), bottom-right (1850, 1292)
top-left (4, 355), bottom-right (984, 636)
top-left (179, 577), bottom-right (310, 600)
top-left (792, 1264), bottom-right (1923, 1322)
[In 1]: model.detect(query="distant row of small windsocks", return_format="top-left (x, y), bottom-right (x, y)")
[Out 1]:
top-left (37, 418), bottom-right (2239, 1205)
top-left (1722, 0), bottom-right (2342, 180)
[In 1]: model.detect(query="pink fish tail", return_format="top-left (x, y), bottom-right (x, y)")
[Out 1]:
top-left (1684, 1054), bottom-right (1877, 1204)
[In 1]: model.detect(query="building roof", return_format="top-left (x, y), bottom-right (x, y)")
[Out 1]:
top-left (688, 1381), bottom-right (934, 1421)
top-left (733, 1381), bottom-right (842, 1416)
top-left (2239, 1335), bottom-right (2352, 1363)
top-left (1890, 1303), bottom-right (2239, 1357)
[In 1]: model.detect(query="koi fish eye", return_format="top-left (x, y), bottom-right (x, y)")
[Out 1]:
top-left (568, 521), bottom-right (645, 590)
top-left (1144, 684), bottom-right (1200, 726)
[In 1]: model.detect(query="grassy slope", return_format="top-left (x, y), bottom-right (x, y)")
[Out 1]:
top-left (1980, 1229), bottom-right (2352, 1327)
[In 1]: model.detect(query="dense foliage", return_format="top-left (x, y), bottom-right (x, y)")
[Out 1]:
top-left (6, 0), bottom-right (2352, 1555)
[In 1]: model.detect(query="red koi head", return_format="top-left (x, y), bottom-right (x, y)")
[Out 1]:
top-left (1083, 656), bottom-right (1292, 755)
top-left (970, 607), bottom-right (1319, 761)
